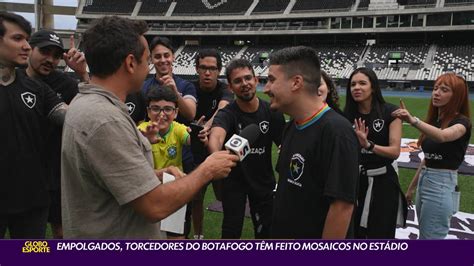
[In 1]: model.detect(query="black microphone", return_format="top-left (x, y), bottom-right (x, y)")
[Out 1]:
top-left (224, 124), bottom-right (261, 161)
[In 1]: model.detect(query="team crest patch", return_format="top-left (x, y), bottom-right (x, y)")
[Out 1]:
top-left (21, 92), bottom-right (36, 109)
top-left (126, 102), bottom-right (135, 114)
top-left (259, 121), bottom-right (269, 134)
top-left (212, 99), bottom-right (217, 110)
top-left (167, 145), bottom-right (177, 159)
top-left (289, 153), bottom-right (305, 181)
top-left (373, 119), bottom-right (384, 132)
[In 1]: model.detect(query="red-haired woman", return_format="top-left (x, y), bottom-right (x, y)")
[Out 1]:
top-left (392, 73), bottom-right (471, 239)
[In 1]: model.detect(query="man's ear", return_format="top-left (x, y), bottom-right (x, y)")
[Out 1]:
top-left (291, 74), bottom-right (304, 92)
top-left (124, 54), bottom-right (136, 74)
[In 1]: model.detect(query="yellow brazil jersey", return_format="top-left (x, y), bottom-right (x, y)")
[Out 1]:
top-left (138, 121), bottom-right (189, 171)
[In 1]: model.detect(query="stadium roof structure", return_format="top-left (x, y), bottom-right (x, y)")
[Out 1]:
top-left (0, 0), bottom-right (76, 35)
top-left (74, 0), bottom-right (474, 36)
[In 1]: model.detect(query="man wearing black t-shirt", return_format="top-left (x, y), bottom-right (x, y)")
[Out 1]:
top-left (25, 29), bottom-right (88, 239)
top-left (0, 12), bottom-right (66, 239)
top-left (191, 49), bottom-right (234, 239)
top-left (209, 59), bottom-right (285, 239)
top-left (264, 46), bottom-right (359, 239)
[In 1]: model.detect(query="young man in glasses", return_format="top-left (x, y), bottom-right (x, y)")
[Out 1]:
top-left (190, 49), bottom-right (234, 239)
top-left (208, 59), bottom-right (286, 239)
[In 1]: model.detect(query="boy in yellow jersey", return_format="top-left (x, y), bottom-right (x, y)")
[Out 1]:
top-left (138, 85), bottom-right (198, 239)
top-left (139, 85), bottom-right (191, 172)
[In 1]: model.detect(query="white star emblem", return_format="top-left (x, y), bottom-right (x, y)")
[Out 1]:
top-left (125, 102), bottom-right (136, 114)
top-left (21, 92), bottom-right (36, 109)
top-left (259, 121), bottom-right (270, 134)
top-left (372, 119), bottom-right (385, 132)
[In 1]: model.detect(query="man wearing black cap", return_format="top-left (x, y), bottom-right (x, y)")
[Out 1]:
top-left (0, 12), bottom-right (66, 239)
top-left (24, 29), bottom-right (88, 239)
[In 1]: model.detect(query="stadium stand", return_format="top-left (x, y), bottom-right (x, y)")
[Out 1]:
top-left (82, 0), bottom-right (136, 14)
top-left (358, 0), bottom-right (371, 10)
top-left (315, 45), bottom-right (365, 79)
top-left (399, 0), bottom-right (436, 7)
top-left (75, 0), bottom-right (474, 87)
top-left (445, 0), bottom-right (474, 6)
top-left (291, 0), bottom-right (355, 12)
top-left (252, 0), bottom-right (290, 14)
top-left (138, 0), bottom-right (172, 16)
top-left (365, 44), bottom-right (429, 65)
top-left (172, 0), bottom-right (253, 15)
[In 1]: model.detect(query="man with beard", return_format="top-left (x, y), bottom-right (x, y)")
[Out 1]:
top-left (0, 12), bottom-right (66, 239)
top-left (24, 30), bottom-right (88, 239)
top-left (208, 59), bottom-right (285, 239)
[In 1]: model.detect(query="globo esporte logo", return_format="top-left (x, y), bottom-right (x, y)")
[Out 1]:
top-left (22, 241), bottom-right (51, 253)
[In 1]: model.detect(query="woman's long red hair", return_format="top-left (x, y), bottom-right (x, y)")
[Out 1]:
top-left (418, 73), bottom-right (470, 144)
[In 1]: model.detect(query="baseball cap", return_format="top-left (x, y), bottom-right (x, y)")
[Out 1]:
top-left (29, 30), bottom-right (64, 49)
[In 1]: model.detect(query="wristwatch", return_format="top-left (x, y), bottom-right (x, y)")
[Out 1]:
top-left (411, 116), bottom-right (420, 126)
top-left (366, 140), bottom-right (375, 151)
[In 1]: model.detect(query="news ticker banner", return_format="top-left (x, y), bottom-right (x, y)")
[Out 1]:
top-left (0, 240), bottom-right (473, 266)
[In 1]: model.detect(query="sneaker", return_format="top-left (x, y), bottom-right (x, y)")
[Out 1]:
top-left (193, 234), bottom-right (204, 240)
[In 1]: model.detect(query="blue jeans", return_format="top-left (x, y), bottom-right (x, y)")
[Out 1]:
top-left (415, 167), bottom-right (459, 239)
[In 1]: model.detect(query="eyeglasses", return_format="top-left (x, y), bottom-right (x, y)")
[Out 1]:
top-left (197, 65), bottom-right (219, 73)
top-left (147, 106), bottom-right (176, 115)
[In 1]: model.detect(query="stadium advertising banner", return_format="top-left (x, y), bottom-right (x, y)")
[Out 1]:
top-left (398, 138), bottom-right (474, 176)
top-left (1, 239), bottom-right (473, 265)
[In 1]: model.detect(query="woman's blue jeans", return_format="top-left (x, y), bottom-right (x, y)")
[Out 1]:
top-left (416, 167), bottom-right (459, 239)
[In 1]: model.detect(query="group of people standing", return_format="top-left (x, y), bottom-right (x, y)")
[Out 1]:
top-left (1, 12), bottom-right (470, 240)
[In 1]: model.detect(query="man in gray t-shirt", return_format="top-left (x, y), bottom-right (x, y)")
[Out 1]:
top-left (61, 16), bottom-right (238, 239)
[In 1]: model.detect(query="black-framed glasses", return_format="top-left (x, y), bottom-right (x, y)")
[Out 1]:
top-left (147, 106), bottom-right (176, 115)
top-left (197, 65), bottom-right (219, 73)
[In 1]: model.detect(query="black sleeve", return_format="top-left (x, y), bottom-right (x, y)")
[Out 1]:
top-left (212, 106), bottom-right (234, 134)
top-left (42, 71), bottom-right (79, 104)
top-left (451, 116), bottom-right (472, 131)
top-left (323, 122), bottom-right (360, 203)
top-left (271, 111), bottom-right (286, 146)
top-left (57, 75), bottom-right (79, 104)
top-left (385, 103), bottom-right (399, 124)
top-left (41, 83), bottom-right (64, 116)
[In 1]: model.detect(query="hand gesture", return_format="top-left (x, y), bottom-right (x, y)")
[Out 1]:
top-left (391, 99), bottom-right (415, 124)
top-left (140, 121), bottom-right (161, 144)
top-left (354, 118), bottom-right (369, 148)
top-left (159, 74), bottom-right (178, 95)
top-left (63, 35), bottom-right (88, 81)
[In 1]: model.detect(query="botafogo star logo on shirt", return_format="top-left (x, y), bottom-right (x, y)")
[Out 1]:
top-left (21, 92), bottom-right (36, 109)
